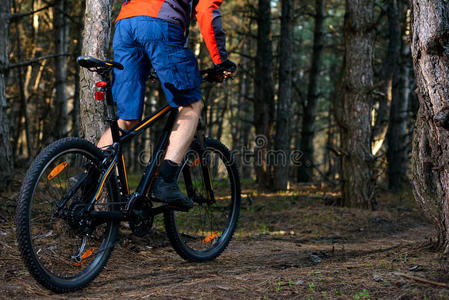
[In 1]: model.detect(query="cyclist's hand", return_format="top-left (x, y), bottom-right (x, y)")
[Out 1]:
top-left (218, 59), bottom-right (237, 80)
top-left (205, 59), bottom-right (237, 82)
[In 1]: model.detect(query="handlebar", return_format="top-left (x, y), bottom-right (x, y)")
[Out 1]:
top-left (200, 68), bottom-right (215, 75)
top-left (77, 56), bottom-right (233, 83)
top-left (149, 67), bottom-right (233, 83)
top-left (200, 67), bottom-right (234, 83)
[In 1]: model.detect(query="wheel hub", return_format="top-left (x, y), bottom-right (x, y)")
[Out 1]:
top-left (67, 202), bottom-right (88, 231)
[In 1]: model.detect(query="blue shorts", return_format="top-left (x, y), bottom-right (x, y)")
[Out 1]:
top-left (112, 16), bottom-right (202, 120)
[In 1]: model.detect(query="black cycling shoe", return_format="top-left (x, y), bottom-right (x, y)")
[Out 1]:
top-left (150, 177), bottom-right (193, 210)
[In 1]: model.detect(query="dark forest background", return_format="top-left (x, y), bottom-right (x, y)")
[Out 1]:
top-left (2, 0), bottom-right (449, 252)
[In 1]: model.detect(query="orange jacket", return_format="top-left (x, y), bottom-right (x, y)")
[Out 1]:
top-left (116, 0), bottom-right (228, 64)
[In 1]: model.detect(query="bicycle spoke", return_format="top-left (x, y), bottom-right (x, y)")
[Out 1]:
top-left (168, 140), bottom-right (239, 256)
top-left (22, 145), bottom-right (116, 280)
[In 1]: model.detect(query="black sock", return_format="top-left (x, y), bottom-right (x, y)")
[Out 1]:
top-left (159, 159), bottom-right (180, 183)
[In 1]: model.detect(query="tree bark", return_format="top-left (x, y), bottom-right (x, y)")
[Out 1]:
top-left (53, 0), bottom-right (69, 139)
top-left (325, 60), bottom-right (340, 183)
top-left (238, 34), bottom-right (253, 180)
top-left (13, 16), bottom-right (32, 158)
top-left (387, 1), bottom-right (410, 192)
top-left (72, 10), bottom-right (84, 137)
top-left (254, 0), bottom-right (275, 189)
top-left (273, 0), bottom-right (294, 190)
top-left (298, 0), bottom-right (326, 183)
top-left (0, 0), bottom-right (14, 191)
top-left (371, 0), bottom-right (401, 155)
top-left (411, 0), bottom-right (449, 253)
top-left (340, 0), bottom-right (376, 209)
top-left (79, 0), bottom-right (112, 143)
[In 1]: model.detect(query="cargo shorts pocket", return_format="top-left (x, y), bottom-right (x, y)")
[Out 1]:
top-left (166, 47), bottom-right (202, 91)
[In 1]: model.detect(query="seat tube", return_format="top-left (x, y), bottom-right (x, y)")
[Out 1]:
top-left (105, 84), bottom-right (120, 143)
top-left (135, 109), bottom-right (178, 196)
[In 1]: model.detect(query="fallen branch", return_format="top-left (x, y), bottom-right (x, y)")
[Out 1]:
top-left (393, 272), bottom-right (449, 288)
top-left (6, 53), bottom-right (72, 70)
top-left (41, 0), bottom-right (82, 26)
top-left (11, 4), bottom-right (53, 21)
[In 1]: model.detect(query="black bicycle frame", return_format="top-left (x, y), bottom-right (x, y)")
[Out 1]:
top-left (80, 71), bottom-right (214, 221)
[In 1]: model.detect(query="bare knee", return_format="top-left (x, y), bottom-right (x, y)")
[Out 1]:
top-left (188, 100), bottom-right (203, 115)
top-left (179, 101), bottom-right (203, 113)
top-left (118, 119), bottom-right (140, 130)
top-left (192, 100), bottom-right (203, 112)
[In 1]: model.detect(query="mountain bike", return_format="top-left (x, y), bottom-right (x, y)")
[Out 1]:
top-left (15, 56), bottom-right (241, 293)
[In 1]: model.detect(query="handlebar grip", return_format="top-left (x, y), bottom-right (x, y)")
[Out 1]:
top-left (200, 62), bottom-right (237, 83)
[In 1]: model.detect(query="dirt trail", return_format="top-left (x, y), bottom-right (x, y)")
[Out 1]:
top-left (1, 184), bottom-right (449, 299)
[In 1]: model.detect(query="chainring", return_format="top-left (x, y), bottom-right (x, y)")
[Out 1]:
top-left (129, 197), bottom-right (154, 237)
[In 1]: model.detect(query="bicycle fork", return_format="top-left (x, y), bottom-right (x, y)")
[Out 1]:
top-left (192, 118), bottom-right (216, 204)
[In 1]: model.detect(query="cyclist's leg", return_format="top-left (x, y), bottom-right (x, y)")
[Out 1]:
top-left (97, 119), bottom-right (139, 148)
top-left (164, 101), bottom-right (203, 164)
top-left (97, 17), bottom-right (150, 148)
top-left (144, 21), bottom-right (203, 165)
top-left (149, 100), bottom-right (202, 208)
top-left (141, 20), bottom-right (203, 205)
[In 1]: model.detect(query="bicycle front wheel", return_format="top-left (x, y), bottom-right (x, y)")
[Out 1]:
top-left (16, 137), bottom-right (119, 293)
top-left (164, 138), bottom-right (241, 262)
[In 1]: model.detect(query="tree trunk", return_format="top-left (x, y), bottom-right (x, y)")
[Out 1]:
top-left (411, 1), bottom-right (449, 253)
top-left (340, 0), bottom-right (376, 209)
top-left (387, 1), bottom-right (410, 192)
top-left (53, 0), bottom-right (68, 139)
top-left (72, 11), bottom-right (84, 137)
top-left (291, 34), bottom-right (304, 183)
top-left (371, 0), bottom-right (401, 155)
top-left (273, 0), bottom-right (294, 190)
top-left (237, 36), bottom-right (253, 180)
top-left (12, 0), bottom-right (32, 158)
top-left (79, 0), bottom-right (112, 143)
top-left (254, 0), bottom-right (275, 189)
top-left (15, 31), bottom-right (32, 158)
top-left (0, 0), bottom-right (14, 191)
top-left (298, 0), bottom-right (326, 183)
top-left (216, 87), bottom-right (228, 142)
top-left (232, 39), bottom-right (248, 153)
top-left (325, 59), bottom-right (340, 182)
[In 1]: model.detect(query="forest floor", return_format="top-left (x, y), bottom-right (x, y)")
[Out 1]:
top-left (1, 172), bottom-right (449, 299)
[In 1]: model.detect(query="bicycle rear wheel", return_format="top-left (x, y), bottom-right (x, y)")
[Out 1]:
top-left (16, 137), bottom-right (119, 293)
top-left (164, 138), bottom-right (241, 262)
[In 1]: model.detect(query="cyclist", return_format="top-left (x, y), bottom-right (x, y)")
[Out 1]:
top-left (96, 0), bottom-right (236, 210)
